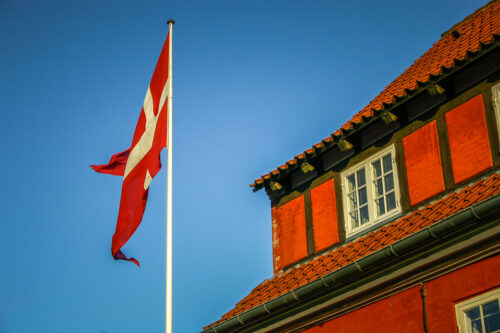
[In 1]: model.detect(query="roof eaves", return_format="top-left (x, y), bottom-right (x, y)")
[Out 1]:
top-left (250, 37), bottom-right (500, 193)
top-left (203, 193), bottom-right (500, 332)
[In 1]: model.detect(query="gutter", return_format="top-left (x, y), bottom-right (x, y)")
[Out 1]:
top-left (203, 194), bottom-right (500, 333)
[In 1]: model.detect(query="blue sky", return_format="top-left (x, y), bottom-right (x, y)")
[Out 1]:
top-left (0, 0), bottom-right (488, 332)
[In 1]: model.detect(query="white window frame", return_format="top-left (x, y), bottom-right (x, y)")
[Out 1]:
top-left (492, 82), bottom-right (500, 144)
top-left (341, 144), bottom-right (401, 237)
top-left (455, 288), bottom-right (500, 333)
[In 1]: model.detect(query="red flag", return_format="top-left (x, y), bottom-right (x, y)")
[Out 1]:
top-left (91, 33), bottom-right (170, 266)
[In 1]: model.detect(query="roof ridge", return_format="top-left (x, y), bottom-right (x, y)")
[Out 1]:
top-left (441, 0), bottom-right (499, 37)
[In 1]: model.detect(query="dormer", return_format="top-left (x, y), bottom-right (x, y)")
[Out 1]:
top-left (251, 44), bottom-right (500, 276)
top-left (262, 82), bottom-right (500, 274)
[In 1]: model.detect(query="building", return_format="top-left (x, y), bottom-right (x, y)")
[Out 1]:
top-left (204, 1), bottom-right (500, 332)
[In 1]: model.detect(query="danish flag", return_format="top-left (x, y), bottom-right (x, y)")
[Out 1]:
top-left (91, 33), bottom-right (170, 266)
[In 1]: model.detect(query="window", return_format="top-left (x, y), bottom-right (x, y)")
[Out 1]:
top-left (341, 145), bottom-right (401, 236)
top-left (456, 288), bottom-right (500, 333)
top-left (492, 82), bottom-right (500, 143)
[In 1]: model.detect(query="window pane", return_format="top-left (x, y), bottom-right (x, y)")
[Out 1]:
top-left (358, 187), bottom-right (367, 205)
top-left (347, 174), bottom-right (356, 192)
top-left (350, 211), bottom-right (359, 228)
top-left (465, 306), bottom-right (483, 333)
top-left (372, 160), bottom-right (382, 178)
top-left (483, 300), bottom-right (500, 333)
top-left (386, 192), bottom-right (396, 211)
top-left (360, 206), bottom-right (369, 224)
top-left (382, 154), bottom-right (392, 173)
top-left (375, 179), bottom-right (383, 196)
top-left (384, 173), bottom-right (394, 192)
top-left (376, 197), bottom-right (385, 216)
top-left (348, 193), bottom-right (357, 210)
top-left (357, 169), bottom-right (366, 186)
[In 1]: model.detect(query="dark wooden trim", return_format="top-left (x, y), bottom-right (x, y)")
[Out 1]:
top-left (309, 171), bottom-right (335, 189)
top-left (291, 168), bottom-right (319, 189)
top-left (267, 185), bottom-right (286, 203)
top-left (394, 140), bottom-right (411, 213)
top-left (406, 91), bottom-right (447, 122)
top-left (304, 191), bottom-right (315, 255)
top-left (322, 146), bottom-right (354, 171)
top-left (333, 172), bottom-right (346, 244)
top-left (272, 187), bottom-right (305, 208)
top-left (436, 113), bottom-right (455, 189)
top-left (453, 49), bottom-right (500, 94)
top-left (481, 76), bottom-right (500, 167)
top-left (360, 118), bottom-right (401, 149)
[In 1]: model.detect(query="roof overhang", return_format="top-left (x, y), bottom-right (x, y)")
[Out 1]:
top-left (252, 40), bottom-right (500, 201)
top-left (203, 194), bottom-right (500, 332)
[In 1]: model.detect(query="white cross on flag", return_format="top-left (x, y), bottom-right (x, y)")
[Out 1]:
top-left (91, 32), bottom-right (170, 266)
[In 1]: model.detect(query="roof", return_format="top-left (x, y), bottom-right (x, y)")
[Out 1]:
top-left (251, 0), bottom-right (500, 191)
top-left (207, 171), bottom-right (500, 329)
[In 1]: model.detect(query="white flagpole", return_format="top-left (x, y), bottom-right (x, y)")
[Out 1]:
top-left (166, 19), bottom-right (174, 333)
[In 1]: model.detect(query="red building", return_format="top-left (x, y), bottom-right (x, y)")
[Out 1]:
top-left (204, 1), bottom-right (500, 332)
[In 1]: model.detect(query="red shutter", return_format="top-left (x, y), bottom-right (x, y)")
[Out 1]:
top-left (403, 121), bottom-right (445, 206)
top-left (445, 94), bottom-right (492, 184)
top-left (271, 196), bottom-right (307, 273)
top-left (311, 179), bottom-right (339, 251)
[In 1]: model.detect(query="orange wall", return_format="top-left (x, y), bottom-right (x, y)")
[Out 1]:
top-left (311, 179), bottom-right (339, 251)
top-left (403, 121), bottom-right (445, 206)
top-left (445, 94), bottom-right (492, 184)
top-left (271, 196), bottom-right (307, 273)
top-left (303, 285), bottom-right (424, 333)
top-left (425, 253), bottom-right (500, 332)
top-left (300, 254), bottom-right (500, 332)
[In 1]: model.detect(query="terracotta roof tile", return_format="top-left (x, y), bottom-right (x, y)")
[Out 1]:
top-left (207, 172), bottom-right (500, 328)
top-left (251, 0), bottom-right (500, 190)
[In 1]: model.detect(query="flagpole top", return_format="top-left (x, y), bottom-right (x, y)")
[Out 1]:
top-left (167, 20), bottom-right (175, 25)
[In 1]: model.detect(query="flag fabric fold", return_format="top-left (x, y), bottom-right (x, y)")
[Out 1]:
top-left (92, 32), bottom-right (170, 266)
top-left (91, 148), bottom-right (130, 176)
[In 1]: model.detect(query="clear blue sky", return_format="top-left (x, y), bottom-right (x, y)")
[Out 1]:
top-left (0, 0), bottom-right (487, 332)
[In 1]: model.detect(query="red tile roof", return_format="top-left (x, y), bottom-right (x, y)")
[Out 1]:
top-left (251, 0), bottom-right (500, 190)
top-left (208, 172), bottom-right (500, 328)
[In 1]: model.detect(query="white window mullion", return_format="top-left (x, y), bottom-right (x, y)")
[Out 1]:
top-left (479, 304), bottom-right (486, 333)
top-left (492, 83), bottom-right (500, 145)
top-left (342, 145), bottom-right (401, 237)
top-left (367, 162), bottom-right (375, 225)
top-left (354, 174), bottom-right (360, 229)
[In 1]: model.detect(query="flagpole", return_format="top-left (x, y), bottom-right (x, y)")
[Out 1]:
top-left (166, 19), bottom-right (174, 333)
